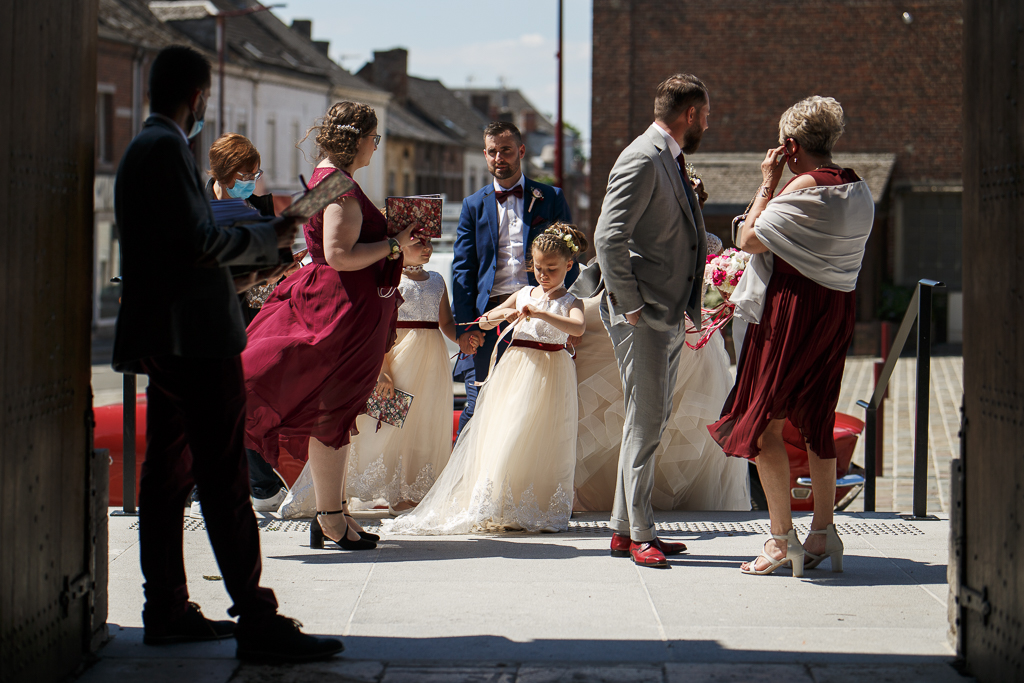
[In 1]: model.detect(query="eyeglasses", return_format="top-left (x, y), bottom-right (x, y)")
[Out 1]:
top-left (368, 134), bottom-right (381, 147)
top-left (236, 169), bottom-right (264, 182)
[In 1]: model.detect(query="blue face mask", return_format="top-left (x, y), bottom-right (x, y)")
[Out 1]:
top-left (187, 93), bottom-right (206, 140)
top-left (226, 179), bottom-right (256, 198)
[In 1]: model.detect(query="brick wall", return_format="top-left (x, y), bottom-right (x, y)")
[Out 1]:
top-left (96, 40), bottom-right (145, 173)
top-left (591, 0), bottom-right (963, 227)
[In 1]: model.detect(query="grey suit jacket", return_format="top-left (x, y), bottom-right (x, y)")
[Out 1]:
top-left (573, 124), bottom-right (706, 331)
top-left (112, 116), bottom-right (280, 373)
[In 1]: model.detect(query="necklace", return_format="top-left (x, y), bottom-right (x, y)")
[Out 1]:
top-left (403, 265), bottom-right (424, 273)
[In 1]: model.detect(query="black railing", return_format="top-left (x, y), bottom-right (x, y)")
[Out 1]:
top-left (108, 274), bottom-right (139, 517)
top-left (856, 278), bottom-right (944, 518)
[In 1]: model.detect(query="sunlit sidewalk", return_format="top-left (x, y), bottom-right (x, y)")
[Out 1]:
top-left (75, 509), bottom-right (970, 682)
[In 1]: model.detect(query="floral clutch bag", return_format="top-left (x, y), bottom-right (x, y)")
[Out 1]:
top-left (365, 389), bottom-right (414, 429)
top-left (385, 195), bottom-right (442, 238)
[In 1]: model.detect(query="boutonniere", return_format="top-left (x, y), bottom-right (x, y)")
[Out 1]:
top-left (528, 187), bottom-right (544, 212)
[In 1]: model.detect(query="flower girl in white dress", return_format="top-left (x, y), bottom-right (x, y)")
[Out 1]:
top-left (347, 238), bottom-right (458, 512)
top-left (385, 223), bottom-right (588, 534)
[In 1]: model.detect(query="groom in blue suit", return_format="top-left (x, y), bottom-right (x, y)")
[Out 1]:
top-left (453, 121), bottom-right (574, 435)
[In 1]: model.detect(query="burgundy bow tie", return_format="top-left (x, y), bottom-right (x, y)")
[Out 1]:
top-left (495, 185), bottom-right (524, 203)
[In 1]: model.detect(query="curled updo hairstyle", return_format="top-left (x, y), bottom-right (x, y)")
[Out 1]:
top-left (778, 96), bottom-right (846, 156)
top-left (208, 133), bottom-right (260, 185)
top-left (300, 101), bottom-right (377, 168)
top-left (528, 222), bottom-right (589, 267)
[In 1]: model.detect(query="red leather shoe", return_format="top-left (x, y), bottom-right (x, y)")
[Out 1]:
top-left (630, 541), bottom-right (668, 568)
top-left (610, 533), bottom-right (631, 557)
top-left (652, 538), bottom-right (687, 555)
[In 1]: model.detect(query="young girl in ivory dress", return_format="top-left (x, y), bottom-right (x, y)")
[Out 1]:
top-left (347, 238), bottom-right (457, 512)
top-left (384, 223), bottom-right (588, 534)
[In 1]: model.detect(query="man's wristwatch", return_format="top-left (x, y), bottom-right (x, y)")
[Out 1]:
top-left (387, 237), bottom-right (401, 260)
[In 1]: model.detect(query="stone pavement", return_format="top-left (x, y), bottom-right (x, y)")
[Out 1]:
top-left (75, 510), bottom-right (971, 683)
top-left (836, 356), bottom-right (963, 515)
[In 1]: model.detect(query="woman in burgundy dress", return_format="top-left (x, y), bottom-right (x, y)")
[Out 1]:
top-left (243, 102), bottom-right (422, 551)
top-left (708, 96), bottom-right (874, 576)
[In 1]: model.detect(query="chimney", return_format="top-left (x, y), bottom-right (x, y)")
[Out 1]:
top-left (290, 19), bottom-right (312, 39)
top-left (313, 40), bottom-right (330, 57)
top-left (370, 48), bottom-right (408, 107)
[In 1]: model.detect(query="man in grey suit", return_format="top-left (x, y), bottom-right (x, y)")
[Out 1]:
top-left (573, 74), bottom-right (710, 567)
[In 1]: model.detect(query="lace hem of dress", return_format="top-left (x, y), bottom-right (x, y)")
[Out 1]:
top-left (347, 453), bottom-right (437, 505)
top-left (382, 477), bottom-right (572, 535)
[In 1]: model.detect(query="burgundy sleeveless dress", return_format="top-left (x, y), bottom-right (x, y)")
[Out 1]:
top-left (242, 166), bottom-right (401, 465)
top-left (708, 167), bottom-right (862, 461)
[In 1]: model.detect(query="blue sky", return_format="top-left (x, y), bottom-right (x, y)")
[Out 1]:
top-left (273, 0), bottom-right (593, 151)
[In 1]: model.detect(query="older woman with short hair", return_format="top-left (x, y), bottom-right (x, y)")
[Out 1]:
top-left (709, 96), bottom-right (874, 576)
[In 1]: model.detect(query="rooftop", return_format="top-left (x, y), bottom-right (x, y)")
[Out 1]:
top-left (690, 153), bottom-right (898, 214)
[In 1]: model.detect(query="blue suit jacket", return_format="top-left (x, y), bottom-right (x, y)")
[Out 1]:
top-left (452, 176), bottom-right (574, 333)
top-left (451, 177), bottom-right (574, 381)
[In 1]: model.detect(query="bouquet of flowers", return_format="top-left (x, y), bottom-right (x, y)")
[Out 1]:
top-left (685, 248), bottom-right (752, 350)
top-left (705, 248), bottom-right (750, 300)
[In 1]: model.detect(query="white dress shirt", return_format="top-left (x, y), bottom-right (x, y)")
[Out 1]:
top-left (490, 174), bottom-right (528, 297)
top-left (653, 120), bottom-right (683, 160)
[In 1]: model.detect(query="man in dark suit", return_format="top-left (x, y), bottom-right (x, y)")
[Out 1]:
top-left (113, 45), bottom-right (341, 662)
top-left (452, 122), bottom-right (573, 434)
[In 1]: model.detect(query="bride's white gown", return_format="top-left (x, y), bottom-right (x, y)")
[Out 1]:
top-left (573, 288), bottom-right (750, 511)
top-left (384, 288), bottom-right (579, 534)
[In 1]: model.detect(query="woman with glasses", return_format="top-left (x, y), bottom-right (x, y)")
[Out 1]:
top-left (207, 133), bottom-right (271, 212)
top-left (241, 102), bottom-right (424, 551)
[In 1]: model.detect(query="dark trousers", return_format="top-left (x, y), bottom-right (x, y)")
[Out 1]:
top-left (139, 354), bottom-right (277, 623)
top-left (247, 449), bottom-right (283, 499)
top-left (456, 297), bottom-right (508, 438)
top-left (189, 449), bottom-right (282, 503)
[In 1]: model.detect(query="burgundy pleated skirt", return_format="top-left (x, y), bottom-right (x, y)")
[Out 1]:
top-left (708, 257), bottom-right (855, 461)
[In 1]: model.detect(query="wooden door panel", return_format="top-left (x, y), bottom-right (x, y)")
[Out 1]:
top-left (0, 2), bottom-right (99, 681)
top-left (961, 1), bottom-right (1024, 680)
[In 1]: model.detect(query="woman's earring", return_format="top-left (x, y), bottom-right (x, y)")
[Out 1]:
top-left (792, 157), bottom-right (798, 164)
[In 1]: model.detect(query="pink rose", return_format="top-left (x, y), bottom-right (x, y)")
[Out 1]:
top-left (712, 269), bottom-right (726, 286)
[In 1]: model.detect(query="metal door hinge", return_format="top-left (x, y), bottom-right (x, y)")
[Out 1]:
top-left (60, 572), bottom-right (93, 618)
top-left (959, 584), bottom-right (991, 625)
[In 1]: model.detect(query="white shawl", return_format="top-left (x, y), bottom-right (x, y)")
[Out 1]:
top-left (731, 180), bottom-right (874, 324)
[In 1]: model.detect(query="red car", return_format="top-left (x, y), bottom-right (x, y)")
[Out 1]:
top-left (98, 400), bottom-right (863, 511)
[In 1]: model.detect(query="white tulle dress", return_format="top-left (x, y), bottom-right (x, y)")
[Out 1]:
top-left (384, 287), bottom-right (579, 534)
top-left (346, 270), bottom-right (454, 507)
top-left (572, 243), bottom-right (750, 511)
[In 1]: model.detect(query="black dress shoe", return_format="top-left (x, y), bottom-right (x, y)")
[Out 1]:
top-left (235, 614), bottom-right (344, 663)
top-left (143, 602), bottom-right (235, 645)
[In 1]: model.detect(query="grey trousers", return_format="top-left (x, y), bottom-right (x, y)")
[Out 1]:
top-left (601, 298), bottom-right (687, 542)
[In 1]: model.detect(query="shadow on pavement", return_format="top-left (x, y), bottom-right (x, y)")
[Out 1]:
top-left (96, 624), bottom-right (958, 667)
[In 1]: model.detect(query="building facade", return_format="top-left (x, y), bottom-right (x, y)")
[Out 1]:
top-left (93, 0), bottom-right (389, 358)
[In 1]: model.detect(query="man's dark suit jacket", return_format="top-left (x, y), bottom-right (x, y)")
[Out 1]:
top-left (112, 116), bottom-right (280, 373)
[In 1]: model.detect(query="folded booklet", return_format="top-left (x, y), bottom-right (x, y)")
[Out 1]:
top-left (365, 388), bottom-right (414, 429)
top-left (283, 171), bottom-right (355, 219)
top-left (210, 198), bottom-right (266, 226)
top-left (385, 195), bottom-right (443, 239)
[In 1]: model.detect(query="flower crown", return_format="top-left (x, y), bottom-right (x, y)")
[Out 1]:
top-left (336, 123), bottom-right (361, 134)
top-left (546, 227), bottom-right (580, 254)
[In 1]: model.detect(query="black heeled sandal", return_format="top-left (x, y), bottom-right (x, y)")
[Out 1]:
top-left (342, 500), bottom-right (380, 542)
top-left (310, 510), bottom-right (376, 551)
